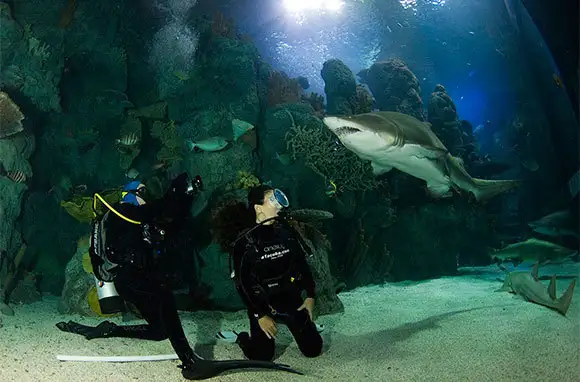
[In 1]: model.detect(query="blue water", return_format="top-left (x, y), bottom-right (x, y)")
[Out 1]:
top-left (231, 0), bottom-right (535, 133)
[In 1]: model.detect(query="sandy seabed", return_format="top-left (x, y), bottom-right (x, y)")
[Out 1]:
top-left (1, 263), bottom-right (579, 382)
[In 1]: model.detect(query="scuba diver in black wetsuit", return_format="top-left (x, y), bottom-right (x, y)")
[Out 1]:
top-left (213, 185), bottom-right (323, 361)
top-left (56, 174), bottom-right (300, 380)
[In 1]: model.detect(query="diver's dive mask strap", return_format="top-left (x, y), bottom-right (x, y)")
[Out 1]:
top-left (268, 188), bottom-right (289, 210)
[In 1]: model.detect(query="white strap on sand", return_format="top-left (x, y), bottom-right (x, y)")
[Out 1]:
top-left (56, 354), bottom-right (179, 362)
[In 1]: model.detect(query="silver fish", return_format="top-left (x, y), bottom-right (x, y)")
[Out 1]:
top-left (185, 137), bottom-right (229, 152)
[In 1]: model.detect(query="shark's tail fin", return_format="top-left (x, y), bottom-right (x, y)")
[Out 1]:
top-left (556, 278), bottom-right (576, 315)
top-left (471, 178), bottom-right (522, 202)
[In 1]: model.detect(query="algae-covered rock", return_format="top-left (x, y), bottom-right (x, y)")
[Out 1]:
top-left (358, 58), bottom-right (425, 120)
top-left (59, 236), bottom-right (113, 317)
top-left (321, 59), bottom-right (357, 116)
top-left (385, 201), bottom-right (492, 281)
top-left (151, 120), bottom-right (183, 165)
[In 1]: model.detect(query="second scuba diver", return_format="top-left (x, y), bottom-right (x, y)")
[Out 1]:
top-left (213, 185), bottom-right (323, 361)
top-left (56, 173), bottom-right (300, 380)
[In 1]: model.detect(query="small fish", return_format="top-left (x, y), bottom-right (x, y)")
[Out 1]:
top-left (8, 171), bottom-right (26, 183)
top-left (174, 70), bottom-right (190, 81)
top-left (126, 168), bottom-right (139, 179)
top-left (185, 137), bottom-right (229, 152)
top-left (0, 165), bottom-right (26, 183)
top-left (552, 73), bottom-right (563, 88)
top-left (232, 119), bottom-right (255, 141)
top-left (151, 162), bottom-right (166, 171)
top-left (115, 133), bottom-right (139, 146)
top-left (325, 180), bottom-right (337, 197)
top-left (73, 184), bottom-right (88, 193)
top-left (469, 31), bottom-right (475, 35)
top-left (519, 157), bottom-right (539, 172)
top-left (274, 152), bottom-right (292, 166)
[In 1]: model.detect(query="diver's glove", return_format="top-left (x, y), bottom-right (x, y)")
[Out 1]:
top-left (170, 172), bottom-right (191, 195)
top-left (169, 173), bottom-right (203, 196)
top-left (55, 320), bottom-right (119, 340)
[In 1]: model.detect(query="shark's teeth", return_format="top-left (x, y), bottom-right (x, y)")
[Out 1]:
top-left (335, 126), bottom-right (361, 135)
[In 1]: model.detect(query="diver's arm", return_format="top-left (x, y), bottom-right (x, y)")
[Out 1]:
top-left (234, 242), bottom-right (271, 318)
top-left (290, 233), bottom-right (316, 298)
top-left (135, 173), bottom-right (194, 227)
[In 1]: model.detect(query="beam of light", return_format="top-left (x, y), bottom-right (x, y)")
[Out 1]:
top-left (283, 0), bottom-right (345, 13)
top-left (399, 0), bottom-right (446, 11)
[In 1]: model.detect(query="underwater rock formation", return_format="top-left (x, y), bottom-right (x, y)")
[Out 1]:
top-left (358, 58), bottom-right (425, 120)
top-left (1, 2), bottom-right (64, 112)
top-left (58, 236), bottom-right (99, 317)
top-left (427, 84), bottom-right (472, 156)
top-left (320, 59), bottom-right (358, 116)
top-left (0, 132), bottom-right (34, 263)
top-left (384, 201), bottom-right (493, 281)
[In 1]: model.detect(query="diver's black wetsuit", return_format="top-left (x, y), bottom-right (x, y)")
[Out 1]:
top-left (57, 175), bottom-right (302, 379)
top-left (233, 219), bottom-right (323, 361)
top-left (57, 174), bottom-right (197, 363)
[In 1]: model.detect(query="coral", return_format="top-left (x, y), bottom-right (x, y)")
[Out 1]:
top-left (353, 85), bottom-right (374, 114)
top-left (301, 92), bottom-right (325, 113)
top-left (284, 111), bottom-right (384, 192)
top-left (232, 170), bottom-right (260, 190)
top-left (151, 120), bottom-right (183, 164)
top-left (0, 92), bottom-right (24, 139)
top-left (60, 196), bottom-right (96, 223)
top-left (127, 101), bottom-right (167, 120)
top-left (210, 10), bottom-right (236, 39)
top-left (11, 24), bottom-right (63, 112)
top-left (60, 190), bottom-right (122, 223)
top-left (267, 71), bottom-right (302, 107)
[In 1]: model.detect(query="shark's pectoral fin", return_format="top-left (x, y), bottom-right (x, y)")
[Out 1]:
top-left (425, 182), bottom-right (453, 198)
top-left (371, 162), bottom-right (393, 175)
top-left (548, 275), bottom-right (557, 300)
top-left (495, 278), bottom-right (513, 293)
top-left (531, 261), bottom-right (540, 281)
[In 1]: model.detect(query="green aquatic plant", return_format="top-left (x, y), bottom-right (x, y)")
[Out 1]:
top-left (151, 120), bottom-right (183, 164)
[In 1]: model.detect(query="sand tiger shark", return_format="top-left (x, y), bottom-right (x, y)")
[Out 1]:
top-left (496, 262), bottom-right (577, 315)
top-left (323, 112), bottom-right (521, 201)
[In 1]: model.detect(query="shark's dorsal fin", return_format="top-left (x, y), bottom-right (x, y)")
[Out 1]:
top-left (374, 112), bottom-right (449, 153)
top-left (531, 261), bottom-right (540, 281)
top-left (548, 275), bottom-right (557, 300)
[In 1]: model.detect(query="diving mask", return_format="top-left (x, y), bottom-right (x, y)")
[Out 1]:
top-left (268, 188), bottom-right (289, 210)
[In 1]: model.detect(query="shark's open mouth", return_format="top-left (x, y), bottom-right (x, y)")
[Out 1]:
top-left (335, 126), bottom-right (361, 136)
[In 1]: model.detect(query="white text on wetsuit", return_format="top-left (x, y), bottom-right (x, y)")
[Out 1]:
top-left (260, 244), bottom-right (290, 260)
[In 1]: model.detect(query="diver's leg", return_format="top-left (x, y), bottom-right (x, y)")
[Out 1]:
top-left (115, 270), bottom-right (196, 364)
top-left (284, 309), bottom-right (323, 358)
top-left (236, 311), bottom-right (276, 361)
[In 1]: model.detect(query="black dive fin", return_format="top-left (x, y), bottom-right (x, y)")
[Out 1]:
top-left (181, 359), bottom-right (303, 380)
